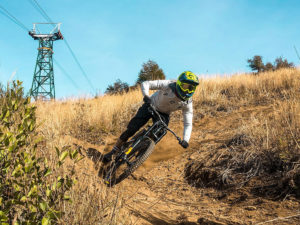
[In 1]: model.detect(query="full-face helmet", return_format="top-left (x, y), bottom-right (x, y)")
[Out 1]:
top-left (176, 71), bottom-right (199, 100)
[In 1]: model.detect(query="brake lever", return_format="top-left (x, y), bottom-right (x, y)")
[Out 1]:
top-left (177, 137), bottom-right (182, 144)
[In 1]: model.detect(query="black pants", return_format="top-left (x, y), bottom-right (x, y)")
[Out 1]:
top-left (120, 103), bottom-right (170, 142)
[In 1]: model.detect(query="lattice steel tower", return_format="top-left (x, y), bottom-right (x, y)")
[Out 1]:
top-left (29, 23), bottom-right (63, 100)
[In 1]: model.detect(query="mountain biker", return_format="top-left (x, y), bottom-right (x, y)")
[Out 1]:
top-left (103, 71), bottom-right (199, 163)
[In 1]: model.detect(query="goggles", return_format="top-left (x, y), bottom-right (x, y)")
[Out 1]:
top-left (179, 82), bottom-right (197, 93)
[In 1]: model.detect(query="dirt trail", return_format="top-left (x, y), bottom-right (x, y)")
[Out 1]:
top-left (73, 105), bottom-right (300, 225)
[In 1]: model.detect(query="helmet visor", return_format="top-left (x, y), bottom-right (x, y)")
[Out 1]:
top-left (180, 82), bottom-right (196, 93)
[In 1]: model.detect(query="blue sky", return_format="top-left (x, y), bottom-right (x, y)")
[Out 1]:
top-left (0, 0), bottom-right (300, 98)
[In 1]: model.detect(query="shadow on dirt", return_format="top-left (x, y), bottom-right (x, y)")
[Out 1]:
top-left (184, 133), bottom-right (300, 201)
top-left (131, 211), bottom-right (199, 225)
top-left (85, 147), bottom-right (104, 163)
top-left (132, 211), bottom-right (230, 225)
top-left (73, 144), bottom-right (107, 177)
top-left (85, 147), bottom-right (108, 177)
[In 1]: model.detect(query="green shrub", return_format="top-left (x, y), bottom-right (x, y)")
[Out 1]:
top-left (0, 81), bottom-right (83, 224)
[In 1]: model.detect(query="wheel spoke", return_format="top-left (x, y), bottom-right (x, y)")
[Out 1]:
top-left (104, 137), bottom-right (155, 186)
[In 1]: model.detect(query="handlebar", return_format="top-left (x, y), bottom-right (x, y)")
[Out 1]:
top-left (148, 104), bottom-right (183, 144)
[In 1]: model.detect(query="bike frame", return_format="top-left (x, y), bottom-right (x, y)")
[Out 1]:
top-left (104, 104), bottom-right (182, 185)
top-left (118, 104), bottom-right (182, 162)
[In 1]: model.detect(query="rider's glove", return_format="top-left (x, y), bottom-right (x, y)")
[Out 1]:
top-left (180, 140), bottom-right (189, 149)
top-left (143, 95), bottom-right (152, 104)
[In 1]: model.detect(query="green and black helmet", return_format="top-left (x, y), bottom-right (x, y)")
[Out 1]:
top-left (176, 71), bottom-right (199, 100)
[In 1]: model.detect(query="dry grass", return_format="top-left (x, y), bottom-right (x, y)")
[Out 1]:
top-left (193, 68), bottom-right (300, 112)
top-left (184, 69), bottom-right (300, 198)
top-left (34, 68), bottom-right (300, 223)
top-left (35, 91), bottom-right (144, 224)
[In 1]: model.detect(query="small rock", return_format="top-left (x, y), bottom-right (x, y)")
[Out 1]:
top-left (244, 206), bottom-right (256, 211)
top-left (216, 105), bottom-right (228, 112)
top-left (197, 217), bottom-right (225, 225)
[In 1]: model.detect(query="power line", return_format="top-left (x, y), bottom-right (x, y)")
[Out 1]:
top-left (0, 2), bottom-right (81, 98)
top-left (32, 0), bottom-right (53, 23)
top-left (0, 9), bottom-right (23, 29)
top-left (63, 39), bottom-right (96, 91)
top-left (28, 0), bottom-right (54, 24)
top-left (0, 4), bottom-right (29, 31)
top-left (294, 45), bottom-right (300, 63)
top-left (27, 0), bottom-right (96, 92)
top-left (53, 58), bottom-right (80, 90)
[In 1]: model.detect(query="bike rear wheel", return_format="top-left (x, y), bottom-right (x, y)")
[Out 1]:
top-left (104, 137), bottom-right (155, 186)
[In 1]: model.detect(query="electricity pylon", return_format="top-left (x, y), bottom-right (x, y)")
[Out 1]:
top-left (29, 23), bottom-right (63, 100)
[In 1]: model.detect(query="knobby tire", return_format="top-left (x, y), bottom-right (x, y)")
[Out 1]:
top-left (105, 137), bottom-right (155, 187)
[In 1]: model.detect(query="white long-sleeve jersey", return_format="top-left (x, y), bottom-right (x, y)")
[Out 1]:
top-left (141, 80), bottom-right (193, 142)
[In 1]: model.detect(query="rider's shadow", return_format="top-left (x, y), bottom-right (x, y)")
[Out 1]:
top-left (86, 147), bottom-right (103, 163)
top-left (74, 143), bottom-right (106, 177)
top-left (85, 147), bottom-right (107, 177)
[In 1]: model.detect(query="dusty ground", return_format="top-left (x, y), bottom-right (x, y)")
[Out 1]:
top-left (72, 104), bottom-right (300, 225)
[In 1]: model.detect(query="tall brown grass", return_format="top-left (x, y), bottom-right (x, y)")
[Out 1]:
top-left (35, 68), bottom-right (300, 223)
top-left (184, 69), bottom-right (300, 198)
top-left (35, 92), bottom-right (143, 224)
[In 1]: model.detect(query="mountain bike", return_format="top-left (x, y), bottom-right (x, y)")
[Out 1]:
top-left (103, 104), bottom-right (182, 187)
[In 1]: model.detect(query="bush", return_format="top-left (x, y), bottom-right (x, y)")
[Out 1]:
top-left (274, 57), bottom-right (295, 70)
top-left (0, 81), bottom-right (83, 224)
top-left (247, 55), bottom-right (265, 73)
top-left (105, 79), bottom-right (129, 95)
top-left (136, 60), bottom-right (165, 84)
top-left (247, 55), bottom-right (294, 74)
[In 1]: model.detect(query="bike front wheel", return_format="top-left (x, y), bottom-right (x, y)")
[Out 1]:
top-left (104, 137), bottom-right (155, 187)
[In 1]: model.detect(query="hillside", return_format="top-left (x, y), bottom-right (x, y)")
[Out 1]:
top-left (34, 69), bottom-right (300, 224)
